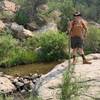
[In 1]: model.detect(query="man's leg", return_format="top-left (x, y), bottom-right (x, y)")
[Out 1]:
top-left (72, 48), bottom-right (77, 64)
top-left (78, 48), bottom-right (91, 64)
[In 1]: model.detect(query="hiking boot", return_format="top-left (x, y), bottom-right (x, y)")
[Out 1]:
top-left (83, 60), bottom-right (92, 64)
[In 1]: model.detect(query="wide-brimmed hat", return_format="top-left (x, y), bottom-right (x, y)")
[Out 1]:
top-left (73, 11), bottom-right (81, 16)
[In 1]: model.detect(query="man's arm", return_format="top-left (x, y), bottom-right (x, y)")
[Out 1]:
top-left (81, 19), bottom-right (88, 37)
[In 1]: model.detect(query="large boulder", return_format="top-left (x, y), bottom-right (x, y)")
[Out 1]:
top-left (35, 22), bottom-right (58, 34)
top-left (10, 23), bottom-right (34, 39)
top-left (35, 61), bottom-right (68, 100)
top-left (0, 0), bottom-right (17, 12)
top-left (0, 0), bottom-right (19, 22)
top-left (36, 53), bottom-right (100, 100)
top-left (0, 77), bottom-right (16, 94)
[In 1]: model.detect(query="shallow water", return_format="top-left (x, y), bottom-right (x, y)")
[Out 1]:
top-left (0, 62), bottom-right (60, 76)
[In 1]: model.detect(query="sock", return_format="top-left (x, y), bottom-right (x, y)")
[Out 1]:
top-left (73, 55), bottom-right (76, 60)
top-left (80, 54), bottom-right (86, 60)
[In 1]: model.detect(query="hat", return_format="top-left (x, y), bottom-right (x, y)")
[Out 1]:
top-left (73, 11), bottom-right (81, 16)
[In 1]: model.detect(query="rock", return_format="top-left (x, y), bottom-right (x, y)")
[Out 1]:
top-left (0, 0), bottom-right (17, 12)
top-left (23, 76), bottom-right (31, 80)
top-left (15, 81), bottom-right (24, 87)
top-left (37, 4), bottom-right (48, 12)
top-left (0, 77), bottom-right (16, 94)
top-left (23, 29), bottom-right (34, 37)
top-left (30, 81), bottom-right (35, 89)
top-left (36, 22), bottom-right (58, 34)
top-left (20, 89), bottom-right (26, 94)
top-left (50, 10), bottom-right (61, 23)
top-left (23, 79), bottom-right (30, 85)
top-left (10, 23), bottom-right (34, 39)
top-left (31, 73), bottom-right (39, 80)
top-left (4, 74), bottom-right (14, 80)
top-left (38, 75), bottom-right (62, 100)
top-left (0, 20), bottom-right (5, 31)
top-left (36, 53), bottom-right (100, 100)
top-left (13, 78), bottom-right (18, 83)
top-left (11, 22), bottom-right (24, 32)
top-left (0, 72), bottom-right (4, 76)
top-left (26, 21), bottom-right (39, 31)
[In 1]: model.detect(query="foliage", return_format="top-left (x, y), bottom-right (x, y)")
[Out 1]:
top-left (0, 48), bottom-right (37, 67)
top-left (0, 34), bottom-right (18, 60)
top-left (15, 9), bottom-right (29, 25)
top-left (84, 26), bottom-right (100, 54)
top-left (0, 11), bottom-right (14, 21)
top-left (0, 32), bottom-right (37, 67)
top-left (12, 0), bottom-right (26, 5)
top-left (22, 36), bottom-right (39, 51)
top-left (37, 31), bottom-right (68, 62)
top-left (13, 0), bottom-right (100, 31)
top-left (75, 0), bottom-right (100, 23)
top-left (47, 0), bottom-right (74, 31)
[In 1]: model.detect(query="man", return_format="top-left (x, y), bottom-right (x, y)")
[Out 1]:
top-left (68, 11), bottom-right (91, 64)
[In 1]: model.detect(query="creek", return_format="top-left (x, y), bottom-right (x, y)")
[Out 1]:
top-left (0, 62), bottom-right (60, 76)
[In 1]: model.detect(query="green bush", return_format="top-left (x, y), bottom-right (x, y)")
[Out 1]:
top-left (0, 33), bottom-right (38, 67)
top-left (0, 34), bottom-right (18, 60)
top-left (22, 36), bottom-right (39, 50)
top-left (0, 11), bottom-right (14, 21)
top-left (84, 26), bottom-right (100, 54)
top-left (15, 10), bottom-right (29, 25)
top-left (37, 31), bottom-right (68, 62)
top-left (0, 30), bottom-right (69, 67)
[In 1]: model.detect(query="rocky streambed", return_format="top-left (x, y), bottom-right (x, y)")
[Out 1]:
top-left (1, 53), bottom-right (100, 100)
top-left (0, 72), bottom-right (41, 99)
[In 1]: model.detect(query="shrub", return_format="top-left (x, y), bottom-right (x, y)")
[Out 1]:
top-left (0, 33), bottom-right (38, 67)
top-left (0, 34), bottom-right (18, 60)
top-left (84, 26), bottom-right (100, 54)
top-left (0, 11), bottom-right (14, 21)
top-left (37, 31), bottom-right (68, 62)
top-left (22, 36), bottom-right (39, 51)
top-left (15, 10), bottom-right (29, 25)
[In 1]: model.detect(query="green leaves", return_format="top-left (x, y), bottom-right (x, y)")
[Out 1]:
top-left (84, 26), bottom-right (100, 54)
top-left (37, 31), bottom-right (68, 62)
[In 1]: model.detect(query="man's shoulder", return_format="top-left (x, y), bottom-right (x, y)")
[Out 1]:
top-left (81, 18), bottom-right (88, 24)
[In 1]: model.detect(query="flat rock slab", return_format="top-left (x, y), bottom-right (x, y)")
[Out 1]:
top-left (37, 53), bottom-right (100, 100)
top-left (0, 77), bottom-right (16, 94)
top-left (75, 59), bottom-right (100, 99)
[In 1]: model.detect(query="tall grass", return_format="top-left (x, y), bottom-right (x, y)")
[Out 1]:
top-left (60, 65), bottom-right (87, 100)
